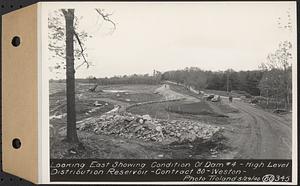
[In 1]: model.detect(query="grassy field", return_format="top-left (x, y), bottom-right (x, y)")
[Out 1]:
top-left (128, 100), bottom-right (182, 120)
top-left (209, 101), bottom-right (239, 114)
top-left (127, 100), bottom-right (231, 126)
top-left (166, 101), bottom-right (228, 117)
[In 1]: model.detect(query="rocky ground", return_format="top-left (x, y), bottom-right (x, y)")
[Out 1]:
top-left (77, 112), bottom-right (222, 144)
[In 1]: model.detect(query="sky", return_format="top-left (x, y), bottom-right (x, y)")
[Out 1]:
top-left (46, 2), bottom-right (297, 79)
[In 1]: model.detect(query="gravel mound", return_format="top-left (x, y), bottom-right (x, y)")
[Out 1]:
top-left (78, 112), bottom-right (222, 144)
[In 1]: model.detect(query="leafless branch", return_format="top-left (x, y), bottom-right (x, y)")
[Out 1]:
top-left (76, 60), bottom-right (89, 70)
top-left (95, 8), bottom-right (116, 32)
top-left (73, 30), bottom-right (90, 69)
top-left (58, 8), bottom-right (116, 70)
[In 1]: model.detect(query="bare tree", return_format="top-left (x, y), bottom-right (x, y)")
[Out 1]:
top-left (48, 8), bottom-right (116, 143)
top-left (258, 9), bottom-right (293, 110)
top-left (259, 41), bottom-right (292, 109)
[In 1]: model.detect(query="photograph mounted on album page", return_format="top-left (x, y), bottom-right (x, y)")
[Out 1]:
top-left (1, 1), bottom-right (297, 184)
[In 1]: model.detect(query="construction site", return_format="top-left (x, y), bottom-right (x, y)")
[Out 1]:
top-left (49, 80), bottom-right (292, 159)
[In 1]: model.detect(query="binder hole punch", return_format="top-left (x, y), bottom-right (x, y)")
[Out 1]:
top-left (12, 138), bottom-right (21, 149)
top-left (11, 36), bottom-right (21, 47)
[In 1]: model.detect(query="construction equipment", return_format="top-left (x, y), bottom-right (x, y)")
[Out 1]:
top-left (88, 84), bottom-right (98, 92)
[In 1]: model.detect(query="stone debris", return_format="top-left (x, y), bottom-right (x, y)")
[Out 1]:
top-left (93, 100), bottom-right (102, 107)
top-left (79, 112), bottom-right (222, 144)
top-left (50, 113), bottom-right (67, 120)
top-left (69, 149), bottom-right (77, 155)
top-left (158, 154), bottom-right (164, 158)
top-left (142, 114), bottom-right (152, 121)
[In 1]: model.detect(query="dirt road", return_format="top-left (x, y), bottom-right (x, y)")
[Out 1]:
top-left (222, 100), bottom-right (292, 159)
top-left (155, 84), bottom-right (199, 102)
top-left (165, 82), bottom-right (293, 159)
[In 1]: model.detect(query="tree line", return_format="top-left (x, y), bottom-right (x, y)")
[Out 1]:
top-left (161, 67), bottom-right (263, 96)
top-left (258, 41), bottom-right (292, 109)
top-left (161, 41), bottom-right (292, 109)
top-left (76, 73), bottom-right (161, 85)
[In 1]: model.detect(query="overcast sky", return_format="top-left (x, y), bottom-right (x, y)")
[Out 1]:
top-left (46, 2), bottom-right (296, 79)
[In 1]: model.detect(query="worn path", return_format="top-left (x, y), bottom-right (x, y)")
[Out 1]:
top-left (226, 100), bottom-right (292, 159)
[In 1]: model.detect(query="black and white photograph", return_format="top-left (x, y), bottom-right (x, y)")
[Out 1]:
top-left (48, 2), bottom-right (296, 161)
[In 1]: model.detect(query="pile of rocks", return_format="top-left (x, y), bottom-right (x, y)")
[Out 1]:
top-left (79, 112), bottom-right (222, 143)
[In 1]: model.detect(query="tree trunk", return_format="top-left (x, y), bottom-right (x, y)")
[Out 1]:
top-left (285, 69), bottom-right (289, 110)
top-left (266, 89), bottom-right (269, 108)
top-left (63, 9), bottom-right (79, 143)
top-left (276, 89), bottom-right (279, 110)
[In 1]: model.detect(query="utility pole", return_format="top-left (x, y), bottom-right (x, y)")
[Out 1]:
top-left (226, 69), bottom-right (229, 94)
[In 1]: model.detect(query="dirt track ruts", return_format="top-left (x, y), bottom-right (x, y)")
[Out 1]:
top-left (230, 100), bottom-right (292, 159)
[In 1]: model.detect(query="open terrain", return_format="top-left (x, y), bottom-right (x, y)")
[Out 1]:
top-left (50, 81), bottom-right (292, 159)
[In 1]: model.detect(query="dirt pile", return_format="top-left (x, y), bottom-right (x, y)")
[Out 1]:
top-left (78, 112), bottom-right (222, 144)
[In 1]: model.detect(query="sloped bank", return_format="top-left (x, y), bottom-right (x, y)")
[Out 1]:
top-left (125, 98), bottom-right (185, 111)
top-left (166, 102), bottom-right (229, 117)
